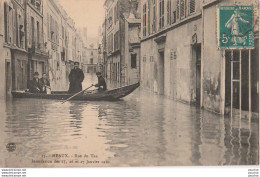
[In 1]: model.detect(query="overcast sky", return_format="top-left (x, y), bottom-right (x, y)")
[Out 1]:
top-left (58, 0), bottom-right (105, 39)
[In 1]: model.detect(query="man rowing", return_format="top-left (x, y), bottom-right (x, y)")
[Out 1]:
top-left (93, 72), bottom-right (107, 92)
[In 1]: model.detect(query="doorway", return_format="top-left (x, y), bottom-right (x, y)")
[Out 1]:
top-left (6, 61), bottom-right (11, 95)
top-left (195, 44), bottom-right (201, 105)
top-left (158, 51), bottom-right (164, 95)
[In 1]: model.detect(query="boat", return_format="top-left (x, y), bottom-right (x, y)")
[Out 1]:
top-left (11, 82), bottom-right (140, 101)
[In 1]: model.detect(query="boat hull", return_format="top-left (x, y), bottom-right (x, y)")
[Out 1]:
top-left (12, 83), bottom-right (140, 101)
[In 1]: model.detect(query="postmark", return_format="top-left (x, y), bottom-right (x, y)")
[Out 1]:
top-left (6, 142), bottom-right (16, 152)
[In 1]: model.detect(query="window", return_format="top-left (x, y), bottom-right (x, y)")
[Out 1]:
top-left (152, 0), bottom-right (156, 32)
top-left (90, 58), bottom-right (93, 64)
top-left (131, 54), bottom-right (137, 68)
top-left (108, 9), bottom-right (113, 28)
top-left (107, 33), bottom-right (113, 52)
top-left (114, 31), bottom-right (120, 51)
top-left (143, 3), bottom-right (147, 36)
top-left (37, 21), bottom-right (40, 48)
top-left (147, 1), bottom-right (150, 35)
top-left (172, 11), bottom-right (176, 23)
top-left (189, 0), bottom-right (195, 14)
top-left (159, 0), bottom-right (164, 29)
top-left (114, 2), bottom-right (119, 23)
top-left (62, 26), bottom-right (64, 39)
top-left (31, 17), bottom-right (35, 45)
top-left (91, 51), bottom-right (93, 56)
top-left (176, 0), bottom-right (180, 20)
top-left (4, 3), bottom-right (8, 43)
top-left (180, 0), bottom-right (186, 19)
top-left (4, 3), bottom-right (13, 44)
top-left (167, 0), bottom-right (171, 25)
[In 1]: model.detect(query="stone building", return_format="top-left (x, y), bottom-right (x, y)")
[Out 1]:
top-left (0, 1), bottom-right (5, 98)
top-left (103, 0), bottom-right (141, 85)
top-left (43, 0), bottom-right (64, 90)
top-left (141, 0), bottom-right (202, 103)
top-left (1, 0), bottom-right (27, 97)
top-left (83, 45), bottom-right (98, 73)
top-left (26, 0), bottom-right (49, 82)
top-left (140, 0), bottom-right (259, 115)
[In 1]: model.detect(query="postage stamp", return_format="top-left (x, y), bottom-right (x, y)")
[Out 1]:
top-left (218, 5), bottom-right (254, 49)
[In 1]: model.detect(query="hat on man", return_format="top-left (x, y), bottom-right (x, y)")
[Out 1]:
top-left (74, 62), bottom-right (79, 65)
top-left (96, 72), bottom-right (101, 75)
top-left (33, 72), bottom-right (39, 76)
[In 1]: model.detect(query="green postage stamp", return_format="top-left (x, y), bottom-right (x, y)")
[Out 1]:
top-left (218, 5), bottom-right (254, 49)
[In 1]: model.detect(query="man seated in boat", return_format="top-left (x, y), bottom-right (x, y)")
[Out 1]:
top-left (92, 72), bottom-right (107, 92)
top-left (39, 73), bottom-right (51, 94)
top-left (28, 72), bottom-right (41, 93)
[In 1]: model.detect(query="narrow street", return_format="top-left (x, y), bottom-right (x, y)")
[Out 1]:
top-left (0, 74), bottom-right (258, 167)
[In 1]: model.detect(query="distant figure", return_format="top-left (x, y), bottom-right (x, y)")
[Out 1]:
top-left (39, 73), bottom-right (51, 94)
top-left (93, 72), bottom-right (107, 91)
top-left (68, 62), bottom-right (84, 94)
top-left (29, 72), bottom-right (41, 93)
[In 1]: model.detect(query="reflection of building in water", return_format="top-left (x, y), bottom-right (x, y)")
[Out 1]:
top-left (69, 103), bottom-right (83, 136)
top-left (0, 99), bottom-right (50, 167)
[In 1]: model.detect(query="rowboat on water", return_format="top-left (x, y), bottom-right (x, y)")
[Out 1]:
top-left (11, 82), bottom-right (140, 101)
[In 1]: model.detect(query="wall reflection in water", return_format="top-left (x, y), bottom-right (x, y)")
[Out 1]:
top-left (0, 75), bottom-right (258, 167)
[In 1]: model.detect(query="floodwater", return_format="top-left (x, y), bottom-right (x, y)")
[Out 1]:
top-left (0, 74), bottom-right (259, 167)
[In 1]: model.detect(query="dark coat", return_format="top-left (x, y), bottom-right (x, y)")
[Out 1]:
top-left (39, 78), bottom-right (50, 93)
top-left (39, 78), bottom-right (50, 87)
top-left (95, 76), bottom-right (107, 91)
top-left (68, 68), bottom-right (84, 94)
top-left (28, 78), bottom-right (41, 93)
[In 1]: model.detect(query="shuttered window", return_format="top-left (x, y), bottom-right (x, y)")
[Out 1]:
top-left (159, 0), bottom-right (164, 29)
top-left (152, 0), bottom-right (156, 32)
top-left (189, 0), bottom-right (195, 14)
top-left (143, 3), bottom-right (147, 36)
top-left (180, 0), bottom-right (185, 19)
top-left (167, 0), bottom-right (171, 25)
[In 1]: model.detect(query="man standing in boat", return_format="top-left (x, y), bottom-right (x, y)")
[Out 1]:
top-left (93, 72), bottom-right (107, 92)
top-left (68, 62), bottom-right (85, 94)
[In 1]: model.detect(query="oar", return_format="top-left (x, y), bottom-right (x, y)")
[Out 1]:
top-left (61, 85), bottom-right (94, 104)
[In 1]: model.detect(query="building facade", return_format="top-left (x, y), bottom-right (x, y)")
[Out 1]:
top-left (83, 45), bottom-right (98, 73)
top-left (202, 0), bottom-right (259, 114)
top-left (26, 0), bottom-right (49, 83)
top-left (0, 0), bottom-right (86, 98)
top-left (140, 0), bottom-right (259, 115)
top-left (141, 0), bottom-right (202, 102)
top-left (103, 0), bottom-right (141, 85)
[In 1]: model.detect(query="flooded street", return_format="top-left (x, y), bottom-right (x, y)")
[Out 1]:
top-left (0, 74), bottom-right (258, 167)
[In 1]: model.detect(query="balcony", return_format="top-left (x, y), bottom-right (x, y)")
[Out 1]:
top-left (29, 42), bottom-right (49, 59)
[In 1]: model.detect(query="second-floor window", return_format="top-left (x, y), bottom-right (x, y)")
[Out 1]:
top-left (189, 0), bottom-right (195, 14)
top-left (180, 0), bottom-right (186, 19)
top-left (167, 0), bottom-right (171, 25)
top-left (159, 0), bottom-right (164, 29)
top-left (90, 58), bottom-right (93, 64)
top-left (143, 3), bottom-right (147, 37)
top-left (152, 0), bottom-right (156, 32)
top-left (147, 1), bottom-right (150, 35)
top-left (114, 31), bottom-right (120, 51)
top-left (4, 3), bottom-right (13, 44)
